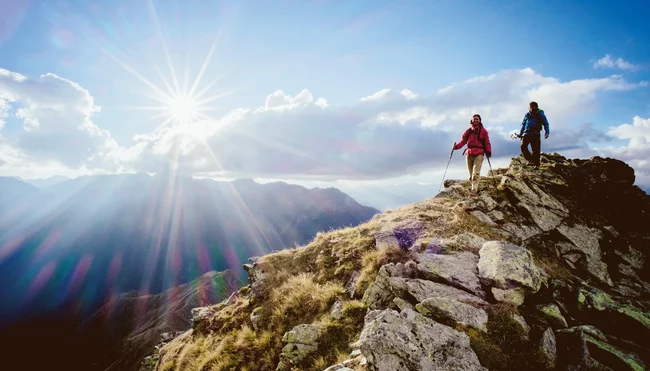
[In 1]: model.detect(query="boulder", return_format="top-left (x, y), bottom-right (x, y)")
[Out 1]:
top-left (363, 262), bottom-right (417, 310)
top-left (538, 327), bottom-right (557, 370)
top-left (389, 277), bottom-right (489, 309)
top-left (191, 306), bottom-right (216, 331)
top-left (556, 224), bottom-right (613, 286)
top-left (277, 324), bottom-right (325, 371)
top-left (416, 297), bottom-right (488, 332)
top-left (414, 251), bottom-right (485, 298)
top-left (350, 308), bottom-right (487, 371)
top-left (477, 241), bottom-right (543, 293)
top-left (492, 287), bottom-right (526, 307)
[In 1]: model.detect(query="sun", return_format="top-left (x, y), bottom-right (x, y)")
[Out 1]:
top-left (168, 94), bottom-right (199, 123)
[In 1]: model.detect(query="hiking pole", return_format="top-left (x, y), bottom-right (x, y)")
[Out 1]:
top-left (485, 155), bottom-right (498, 191)
top-left (438, 146), bottom-right (455, 193)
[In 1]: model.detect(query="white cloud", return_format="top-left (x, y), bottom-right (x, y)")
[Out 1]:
top-left (122, 68), bottom-right (642, 180)
top-left (597, 116), bottom-right (650, 186)
top-left (0, 68), bottom-right (120, 172)
top-left (0, 66), bottom-right (645, 182)
top-left (593, 54), bottom-right (641, 71)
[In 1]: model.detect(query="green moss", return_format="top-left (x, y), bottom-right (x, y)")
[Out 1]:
top-left (619, 306), bottom-right (650, 329)
top-left (586, 336), bottom-right (647, 371)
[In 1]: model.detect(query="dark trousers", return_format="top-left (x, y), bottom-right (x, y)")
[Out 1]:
top-left (521, 134), bottom-right (541, 166)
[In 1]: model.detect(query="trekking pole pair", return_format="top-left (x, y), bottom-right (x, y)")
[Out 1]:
top-left (439, 144), bottom-right (498, 193)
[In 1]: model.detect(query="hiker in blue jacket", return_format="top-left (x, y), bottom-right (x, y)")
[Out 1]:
top-left (519, 101), bottom-right (550, 168)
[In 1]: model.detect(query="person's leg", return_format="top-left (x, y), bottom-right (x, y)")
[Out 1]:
top-left (472, 154), bottom-right (484, 192)
top-left (520, 135), bottom-right (533, 163)
top-left (531, 134), bottom-right (541, 166)
top-left (466, 155), bottom-right (475, 184)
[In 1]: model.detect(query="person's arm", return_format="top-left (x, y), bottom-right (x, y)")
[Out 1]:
top-left (484, 129), bottom-right (492, 157)
top-left (519, 114), bottom-right (527, 137)
top-left (540, 111), bottom-right (550, 137)
top-left (453, 130), bottom-right (469, 150)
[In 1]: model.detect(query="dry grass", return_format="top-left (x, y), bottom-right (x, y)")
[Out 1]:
top-left (268, 272), bottom-right (345, 331)
top-left (443, 209), bottom-right (508, 242)
top-left (355, 244), bottom-right (411, 295)
top-left (155, 270), bottom-right (366, 371)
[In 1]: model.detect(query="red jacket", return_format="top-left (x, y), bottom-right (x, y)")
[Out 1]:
top-left (454, 124), bottom-right (492, 156)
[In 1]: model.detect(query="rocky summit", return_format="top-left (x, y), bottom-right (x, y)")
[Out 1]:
top-left (141, 153), bottom-right (650, 371)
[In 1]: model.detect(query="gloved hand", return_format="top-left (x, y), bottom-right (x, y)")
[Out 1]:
top-left (452, 142), bottom-right (457, 150)
top-left (486, 151), bottom-right (491, 158)
top-left (545, 132), bottom-right (549, 139)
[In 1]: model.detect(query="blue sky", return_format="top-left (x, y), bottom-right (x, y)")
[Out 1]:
top-left (1, 0), bottom-right (649, 207)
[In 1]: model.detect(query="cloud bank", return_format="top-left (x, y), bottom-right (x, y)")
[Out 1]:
top-left (0, 66), bottom-right (648, 184)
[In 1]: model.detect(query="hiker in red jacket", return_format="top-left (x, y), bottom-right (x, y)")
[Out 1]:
top-left (452, 114), bottom-right (492, 194)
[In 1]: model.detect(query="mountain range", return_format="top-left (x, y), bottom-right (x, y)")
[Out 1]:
top-left (0, 173), bottom-right (378, 370)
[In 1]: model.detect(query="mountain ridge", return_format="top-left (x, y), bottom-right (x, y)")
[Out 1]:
top-left (144, 153), bottom-right (650, 371)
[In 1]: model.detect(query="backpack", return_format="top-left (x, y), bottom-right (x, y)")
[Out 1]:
top-left (528, 110), bottom-right (544, 132)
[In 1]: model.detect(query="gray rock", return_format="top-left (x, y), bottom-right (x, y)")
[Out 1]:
top-left (250, 307), bottom-right (262, 331)
top-left (416, 297), bottom-right (488, 332)
top-left (243, 261), bottom-right (267, 298)
top-left (519, 203), bottom-right (564, 232)
top-left (556, 224), bottom-right (613, 286)
top-left (487, 209), bottom-right (505, 223)
top-left (330, 300), bottom-right (343, 320)
top-left (470, 210), bottom-right (497, 227)
top-left (536, 303), bottom-right (568, 329)
top-left (527, 182), bottom-right (569, 215)
top-left (500, 222), bottom-right (541, 241)
top-left (344, 270), bottom-right (361, 298)
top-left (538, 328), bottom-right (557, 369)
top-left (477, 241), bottom-right (543, 292)
top-left (393, 297), bottom-right (415, 311)
top-left (363, 262), bottom-right (417, 309)
top-left (323, 366), bottom-right (354, 371)
top-left (415, 251), bottom-right (486, 298)
top-left (351, 308), bottom-right (487, 371)
top-left (389, 277), bottom-right (489, 308)
top-left (375, 233), bottom-right (400, 250)
top-left (277, 324), bottom-right (325, 371)
top-left (492, 287), bottom-right (526, 307)
top-left (191, 306), bottom-right (216, 330)
top-left (477, 192), bottom-right (498, 211)
top-left (512, 313), bottom-right (531, 340)
top-left (614, 246), bottom-right (644, 271)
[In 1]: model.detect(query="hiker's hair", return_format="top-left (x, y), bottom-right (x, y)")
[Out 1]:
top-left (472, 114), bottom-right (482, 122)
top-left (529, 101), bottom-right (538, 108)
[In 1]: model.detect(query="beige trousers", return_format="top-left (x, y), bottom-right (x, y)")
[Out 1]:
top-left (466, 154), bottom-right (484, 190)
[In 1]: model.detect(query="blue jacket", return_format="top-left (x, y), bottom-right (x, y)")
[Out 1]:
top-left (520, 109), bottom-right (550, 136)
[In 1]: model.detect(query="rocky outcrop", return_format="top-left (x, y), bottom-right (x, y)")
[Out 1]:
top-left (148, 154), bottom-right (650, 371)
top-left (350, 308), bottom-right (487, 371)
